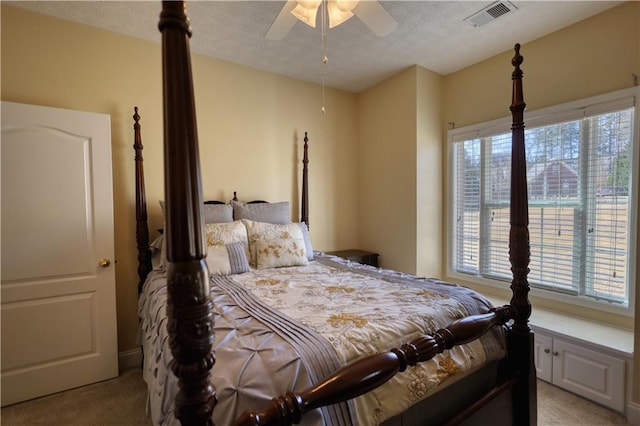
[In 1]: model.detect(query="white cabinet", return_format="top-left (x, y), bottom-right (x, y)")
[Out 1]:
top-left (534, 331), bottom-right (626, 412)
top-left (534, 333), bottom-right (553, 382)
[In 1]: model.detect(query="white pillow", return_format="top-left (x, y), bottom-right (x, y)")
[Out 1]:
top-left (205, 220), bottom-right (248, 247)
top-left (206, 242), bottom-right (250, 276)
top-left (297, 222), bottom-right (314, 260)
top-left (255, 238), bottom-right (308, 269)
top-left (150, 234), bottom-right (165, 270)
top-left (155, 221), bottom-right (248, 271)
top-left (242, 219), bottom-right (305, 267)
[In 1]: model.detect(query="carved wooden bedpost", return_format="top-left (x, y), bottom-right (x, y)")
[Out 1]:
top-left (159, 2), bottom-right (216, 425)
top-left (133, 106), bottom-right (153, 294)
top-left (507, 43), bottom-right (537, 425)
top-left (301, 132), bottom-right (309, 229)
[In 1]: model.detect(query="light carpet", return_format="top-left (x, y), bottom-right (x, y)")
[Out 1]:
top-left (1, 369), bottom-right (631, 425)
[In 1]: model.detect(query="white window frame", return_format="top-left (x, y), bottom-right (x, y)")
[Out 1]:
top-left (446, 87), bottom-right (639, 317)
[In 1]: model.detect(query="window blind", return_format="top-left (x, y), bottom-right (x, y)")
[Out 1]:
top-left (584, 109), bottom-right (633, 302)
top-left (450, 95), bottom-right (635, 306)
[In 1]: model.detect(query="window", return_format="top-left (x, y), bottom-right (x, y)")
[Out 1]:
top-left (449, 90), bottom-right (637, 309)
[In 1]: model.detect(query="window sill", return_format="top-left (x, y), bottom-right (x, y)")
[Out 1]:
top-left (486, 295), bottom-right (634, 357)
top-left (447, 270), bottom-right (634, 321)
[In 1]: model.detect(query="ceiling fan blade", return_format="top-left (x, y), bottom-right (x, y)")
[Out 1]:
top-left (353, 1), bottom-right (398, 37)
top-left (265, 0), bottom-right (298, 40)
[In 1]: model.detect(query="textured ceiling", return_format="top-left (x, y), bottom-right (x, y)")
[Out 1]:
top-left (9, 1), bottom-right (623, 93)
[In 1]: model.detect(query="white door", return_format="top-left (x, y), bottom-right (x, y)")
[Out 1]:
top-left (1, 101), bottom-right (117, 406)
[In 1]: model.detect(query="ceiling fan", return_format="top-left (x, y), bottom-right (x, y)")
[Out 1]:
top-left (266, 0), bottom-right (398, 40)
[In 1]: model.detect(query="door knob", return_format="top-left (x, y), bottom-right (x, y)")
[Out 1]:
top-left (99, 258), bottom-right (111, 267)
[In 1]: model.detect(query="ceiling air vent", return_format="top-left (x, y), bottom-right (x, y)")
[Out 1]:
top-left (464, 1), bottom-right (518, 27)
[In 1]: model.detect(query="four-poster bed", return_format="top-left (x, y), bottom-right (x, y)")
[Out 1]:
top-left (134, 1), bottom-right (536, 425)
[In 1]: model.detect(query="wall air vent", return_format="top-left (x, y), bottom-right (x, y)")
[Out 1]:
top-left (464, 1), bottom-right (518, 27)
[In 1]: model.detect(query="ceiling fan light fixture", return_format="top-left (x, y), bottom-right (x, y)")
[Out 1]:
top-left (327, 1), bottom-right (355, 28)
top-left (291, 0), bottom-right (361, 29)
top-left (334, 0), bottom-right (359, 12)
top-left (291, 0), bottom-right (322, 28)
top-left (268, 0), bottom-right (397, 40)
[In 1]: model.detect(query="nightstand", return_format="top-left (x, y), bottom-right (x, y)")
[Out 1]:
top-left (326, 249), bottom-right (379, 267)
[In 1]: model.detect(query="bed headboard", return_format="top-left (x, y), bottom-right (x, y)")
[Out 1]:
top-left (132, 111), bottom-right (312, 294)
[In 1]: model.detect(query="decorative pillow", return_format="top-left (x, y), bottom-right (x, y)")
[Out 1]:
top-left (242, 219), bottom-right (304, 266)
top-left (150, 234), bottom-right (165, 270)
top-left (206, 242), bottom-right (250, 276)
top-left (159, 200), bottom-right (233, 224)
top-left (205, 220), bottom-right (248, 246)
top-left (233, 201), bottom-right (290, 224)
top-left (255, 238), bottom-right (308, 269)
top-left (297, 222), bottom-right (314, 260)
top-left (204, 203), bottom-right (233, 223)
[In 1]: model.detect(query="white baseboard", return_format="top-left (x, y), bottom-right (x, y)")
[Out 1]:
top-left (628, 401), bottom-right (640, 425)
top-left (118, 347), bottom-right (143, 372)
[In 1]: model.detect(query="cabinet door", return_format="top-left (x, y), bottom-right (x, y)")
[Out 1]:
top-left (534, 333), bottom-right (553, 382)
top-left (552, 339), bottom-right (625, 412)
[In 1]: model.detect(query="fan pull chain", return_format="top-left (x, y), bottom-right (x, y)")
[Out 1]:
top-left (321, 0), bottom-right (328, 115)
top-left (321, 74), bottom-right (326, 115)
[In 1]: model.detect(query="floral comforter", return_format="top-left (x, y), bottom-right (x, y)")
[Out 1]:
top-left (138, 254), bottom-right (506, 426)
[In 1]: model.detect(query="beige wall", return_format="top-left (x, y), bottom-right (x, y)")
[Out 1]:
top-left (416, 66), bottom-right (444, 277)
top-left (356, 66), bottom-right (444, 276)
top-left (442, 1), bottom-right (639, 406)
top-left (357, 67), bottom-right (418, 272)
top-left (1, 5), bottom-right (359, 354)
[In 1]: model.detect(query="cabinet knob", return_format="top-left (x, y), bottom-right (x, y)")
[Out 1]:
top-left (544, 348), bottom-right (550, 354)
top-left (553, 351), bottom-right (559, 356)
